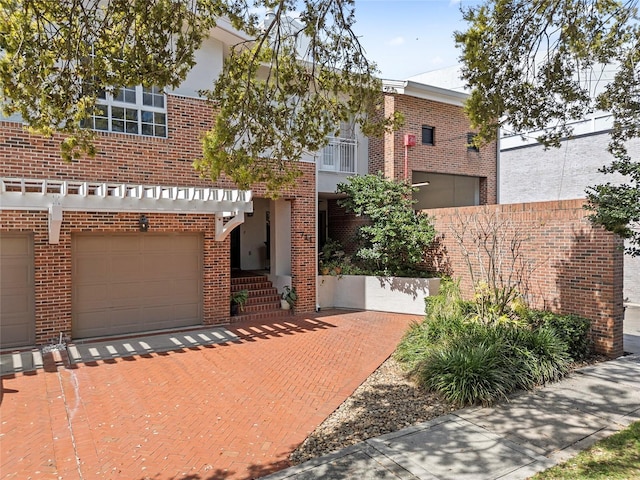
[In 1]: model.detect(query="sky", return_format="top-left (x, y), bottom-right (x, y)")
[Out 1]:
top-left (351, 0), bottom-right (482, 79)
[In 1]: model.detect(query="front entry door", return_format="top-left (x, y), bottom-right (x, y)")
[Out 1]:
top-left (230, 227), bottom-right (241, 270)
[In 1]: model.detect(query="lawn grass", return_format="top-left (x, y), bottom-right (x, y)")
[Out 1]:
top-left (531, 421), bottom-right (640, 479)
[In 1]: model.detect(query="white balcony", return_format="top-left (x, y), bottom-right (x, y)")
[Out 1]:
top-left (319, 137), bottom-right (357, 174)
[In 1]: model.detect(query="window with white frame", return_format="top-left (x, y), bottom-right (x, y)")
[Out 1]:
top-left (85, 86), bottom-right (167, 138)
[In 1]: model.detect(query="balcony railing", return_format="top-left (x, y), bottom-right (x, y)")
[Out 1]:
top-left (319, 136), bottom-right (357, 174)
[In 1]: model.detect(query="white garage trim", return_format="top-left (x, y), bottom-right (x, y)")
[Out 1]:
top-left (0, 178), bottom-right (253, 243)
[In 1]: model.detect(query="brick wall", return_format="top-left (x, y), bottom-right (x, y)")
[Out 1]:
top-left (369, 93), bottom-right (497, 204)
top-left (326, 199), bottom-right (369, 255)
top-left (287, 163), bottom-right (317, 313)
top-left (1, 94), bottom-right (317, 344)
top-left (422, 200), bottom-right (624, 357)
top-left (1, 210), bottom-right (232, 344)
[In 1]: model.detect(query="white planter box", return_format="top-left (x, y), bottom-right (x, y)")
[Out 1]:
top-left (317, 275), bottom-right (440, 315)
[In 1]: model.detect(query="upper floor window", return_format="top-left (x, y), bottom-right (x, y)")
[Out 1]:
top-left (85, 86), bottom-right (167, 138)
top-left (467, 133), bottom-right (479, 152)
top-left (422, 125), bottom-right (435, 145)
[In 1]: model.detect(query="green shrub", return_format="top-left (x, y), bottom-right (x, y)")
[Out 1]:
top-left (395, 313), bottom-right (467, 368)
top-left (395, 321), bottom-right (437, 368)
top-left (525, 310), bottom-right (593, 361)
top-left (336, 173), bottom-right (436, 276)
top-left (507, 327), bottom-right (570, 386)
top-left (396, 281), bottom-right (471, 368)
top-left (417, 339), bottom-right (515, 406)
top-left (396, 281), bottom-right (576, 406)
top-left (399, 321), bottom-right (573, 406)
top-left (425, 278), bottom-right (474, 321)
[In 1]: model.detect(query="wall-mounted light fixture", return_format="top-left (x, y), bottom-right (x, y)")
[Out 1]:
top-left (412, 181), bottom-right (430, 187)
top-left (139, 214), bottom-right (150, 232)
top-left (246, 211), bottom-right (254, 217)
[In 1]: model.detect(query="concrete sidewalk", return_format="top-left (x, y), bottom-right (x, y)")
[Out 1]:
top-left (265, 353), bottom-right (640, 480)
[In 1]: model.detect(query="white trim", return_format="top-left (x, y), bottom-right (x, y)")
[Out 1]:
top-left (1, 178), bottom-right (253, 243)
top-left (0, 178), bottom-right (252, 213)
top-left (382, 79), bottom-right (469, 106)
top-left (48, 204), bottom-right (63, 245)
top-left (215, 212), bottom-right (244, 241)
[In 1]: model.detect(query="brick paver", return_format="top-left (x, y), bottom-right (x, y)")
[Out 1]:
top-left (0, 310), bottom-right (417, 480)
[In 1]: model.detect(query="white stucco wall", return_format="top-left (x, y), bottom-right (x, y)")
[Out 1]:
top-left (169, 36), bottom-right (225, 98)
top-left (271, 199), bottom-right (292, 277)
top-left (317, 275), bottom-right (441, 315)
top-left (500, 132), bottom-right (640, 304)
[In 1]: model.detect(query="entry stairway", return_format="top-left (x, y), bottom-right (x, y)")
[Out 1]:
top-left (230, 273), bottom-right (291, 322)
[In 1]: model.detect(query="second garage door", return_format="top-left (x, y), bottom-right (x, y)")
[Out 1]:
top-left (0, 233), bottom-right (35, 349)
top-left (72, 233), bottom-right (203, 339)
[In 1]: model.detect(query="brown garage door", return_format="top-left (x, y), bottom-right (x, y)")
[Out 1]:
top-left (72, 233), bottom-right (203, 339)
top-left (0, 234), bottom-right (35, 349)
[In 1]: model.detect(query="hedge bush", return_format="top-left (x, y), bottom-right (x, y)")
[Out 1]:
top-left (396, 281), bottom-right (590, 406)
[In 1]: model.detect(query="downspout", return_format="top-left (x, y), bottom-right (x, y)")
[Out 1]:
top-left (315, 154), bottom-right (320, 312)
top-left (404, 144), bottom-right (409, 181)
top-left (496, 127), bottom-right (501, 204)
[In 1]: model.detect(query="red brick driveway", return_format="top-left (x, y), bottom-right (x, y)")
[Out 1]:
top-left (0, 310), bottom-right (417, 480)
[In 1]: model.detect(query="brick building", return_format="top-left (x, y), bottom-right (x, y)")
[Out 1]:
top-left (321, 79), bottom-right (497, 252)
top-left (0, 20), bottom-right (317, 348)
top-left (0, 25), bottom-right (499, 350)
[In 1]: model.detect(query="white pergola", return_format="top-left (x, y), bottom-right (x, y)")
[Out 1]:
top-left (0, 178), bottom-right (253, 244)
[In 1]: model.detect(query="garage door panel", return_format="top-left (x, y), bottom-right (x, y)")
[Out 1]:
top-left (2, 262), bottom-right (30, 284)
top-left (139, 280), bottom-right (175, 297)
top-left (171, 255), bottom-right (201, 275)
top-left (170, 281), bottom-right (200, 298)
top-left (143, 235), bottom-right (186, 252)
top-left (110, 235), bottom-right (141, 253)
top-left (75, 284), bottom-right (110, 310)
top-left (2, 289), bottom-right (31, 315)
top-left (173, 303), bottom-right (201, 320)
top-left (144, 306), bottom-right (177, 323)
top-left (74, 311), bottom-right (113, 338)
top-left (75, 257), bottom-right (107, 279)
top-left (73, 234), bottom-right (203, 339)
top-left (75, 235), bottom-right (109, 254)
top-left (1, 236), bottom-right (30, 255)
top-left (1, 324), bottom-right (30, 344)
top-left (142, 258), bottom-right (175, 277)
top-left (143, 305), bottom-right (201, 326)
top-left (1, 234), bottom-right (35, 348)
top-left (109, 309), bottom-right (141, 328)
top-left (109, 281), bottom-right (149, 299)
top-left (111, 255), bottom-right (143, 278)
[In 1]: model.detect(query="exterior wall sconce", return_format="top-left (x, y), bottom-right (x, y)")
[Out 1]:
top-left (246, 211), bottom-right (254, 217)
top-left (139, 214), bottom-right (150, 232)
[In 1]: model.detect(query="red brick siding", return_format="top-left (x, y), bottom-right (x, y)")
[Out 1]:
top-left (1, 94), bottom-right (317, 344)
top-left (326, 199), bottom-right (368, 255)
top-left (288, 163), bottom-right (317, 313)
top-left (0, 210), bottom-right (232, 344)
top-left (368, 93), bottom-right (497, 204)
top-left (422, 200), bottom-right (624, 357)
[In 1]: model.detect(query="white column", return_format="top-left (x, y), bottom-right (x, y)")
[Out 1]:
top-left (271, 199), bottom-right (292, 276)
